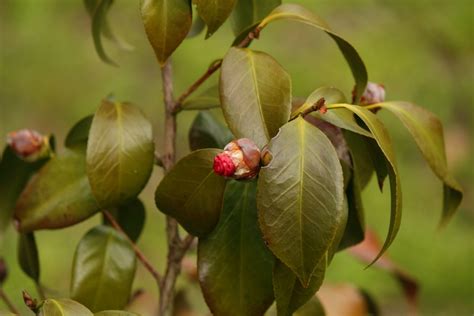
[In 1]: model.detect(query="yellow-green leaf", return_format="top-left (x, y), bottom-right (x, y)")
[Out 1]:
top-left (86, 100), bottom-right (154, 208)
top-left (220, 47), bottom-right (291, 148)
top-left (195, 0), bottom-right (237, 38)
top-left (40, 298), bottom-right (93, 316)
top-left (141, 0), bottom-right (192, 65)
top-left (230, 0), bottom-right (281, 35)
top-left (257, 117), bottom-right (345, 286)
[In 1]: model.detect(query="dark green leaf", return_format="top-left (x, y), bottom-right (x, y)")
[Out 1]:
top-left (257, 117), bottom-right (345, 286)
top-left (18, 232), bottom-right (40, 282)
top-left (0, 147), bottom-right (47, 238)
top-left (87, 100), bottom-right (154, 208)
top-left (141, 0), bottom-right (192, 65)
top-left (376, 101), bottom-right (463, 224)
top-left (294, 296), bottom-right (326, 316)
top-left (343, 131), bottom-right (374, 190)
top-left (187, 14), bottom-right (206, 38)
top-left (258, 4), bottom-right (368, 101)
top-left (328, 104), bottom-right (401, 264)
top-left (103, 199), bottom-right (146, 242)
top-left (95, 311), bottom-right (139, 316)
top-left (40, 298), bottom-right (93, 316)
top-left (155, 149), bottom-right (226, 236)
top-left (65, 115), bottom-right (93, 149)
top-left (195, 0), bottom-right (237, 38)
top-left (273, 256), bottom-right (326, 316)
top-left (328, 197), bottom-right (349, 260)
top-left (220, 47), bottom-right (291, 148)
top-left (181, 85), bottom-right (221, 111)
top-left (189, 111), bottom-right (233, 151)
top-left (198, 180), bottom-right (274, 316)
top-left (14, 149), bottom-right (100, 232)
top-left (230, 0), bottom-right (281, 35)
top-left (71, 226), bottom-right (137, 312)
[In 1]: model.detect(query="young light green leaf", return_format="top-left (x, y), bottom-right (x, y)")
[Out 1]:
top-left (18, 232), bottom-right (40, 282)
top-left (103, 199), bottom-right (146, 242)
top-left (198, 180), bottom-right (275, 316)
top-left (65, 115), bottom-right (93, 149)
top-left (375, 101), bottom-right (463, 224)
top-left (14, 149), bottom-right (100, 232)
top-left (257, 117), bottom-right (345, 286)
top-left (195, 0), bottom-right (237, 38)
top-left (328, 104), bottom-right (401, 264)
top-left (71, 226), bottom-right (137, 312)
top-left (220, 47), bottom-right (291, 148)
top-left (181, 85), bottom-right (221, 111)
top-left (141, 0), bottom-right (192, 65)
top-left (189, 111), bottom-right (233, 151)
top-left (258, 4), bottom-right (368, 101)
top-left (230, 0), bottom-right (281, 35)
top-left (40, 298), bottom-right (93, 316)
top-left (155, 149), bottom-right (226, 236)
top-left (273, 257), bottom-right (326, 316)
top-left (86, 100), bottom-right (154, 208)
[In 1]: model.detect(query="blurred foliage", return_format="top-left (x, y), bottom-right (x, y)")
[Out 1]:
top-left (0, 0), bottom-right (472, 315)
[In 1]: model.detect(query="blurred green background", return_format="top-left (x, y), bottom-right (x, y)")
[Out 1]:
top-left (0, 0), bottom-right (472, 315)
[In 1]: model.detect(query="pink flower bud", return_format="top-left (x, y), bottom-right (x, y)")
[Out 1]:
top-left (6, 129), bottom-right (49, 162)
top-left (213, 138), bottom-right (260, 179)
top-left (353, 82), bottom-right (386, 105)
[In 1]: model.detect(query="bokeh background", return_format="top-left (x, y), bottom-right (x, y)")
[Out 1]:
top-left (0, 0), bottom-right (472, 315)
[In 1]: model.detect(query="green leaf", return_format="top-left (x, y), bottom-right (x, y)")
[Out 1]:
top-left (189, 111), bottom-right (233, 151)
top-left (141, 0), bottom-right (192, 65)
top-left (293, 296), bottom-right (326, 316)
top-left (0, 147), bottom-right (47, 239)
top-left (155, 149), bottom-right (227, 236)
top-left (195, 0), bottom-right (237, 38)
top-left (95, 311), bottom-right (139, 316)
top-left (187, 14), bottom-right (206, 38)
top-left (198, 180), bottom-right (275, 316)
top-left (258, 4), bottom-right (368, 101)
top-left (273, 256), bottom-right (326, 316)
top-left (343, 131), bottom-right (375, 189)
top-left (376, 101), bottom-right (463, 224)
top-left (220, 47), bottom-right (292, 148)
top-left (65, 115), bottom-right (93, 149)
top-left (71, 226), bottom-right (137, 312)
top-left (257, 117), bottom-right (345, 286)
top-left (86, 100), bottom-right (154, 208)
top-left (14, 149), bottom-right (100, 232)
top-left (328, 104), bottom-right (401, 263)
top-left (230, 0), bottom-right (281, 35)
top-left (40, 298), bottom-right (93, 316)
top-left (291, 86), bottom-right (348, 119)
top-left (328, 196), bottom-right (349, 259)
top-left (103, 199), bottom-right (146, 242)
top-left (18, 232), bottom-right (40, 282)
top-left (181, 85), bottom-right (221, 111)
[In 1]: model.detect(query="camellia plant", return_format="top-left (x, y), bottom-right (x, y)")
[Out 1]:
top-left (0, 1), bottom-right (464, 316)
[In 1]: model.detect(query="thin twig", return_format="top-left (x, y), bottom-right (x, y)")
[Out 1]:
top-left (173, 26), bottom-right (262, 112)
top-left (102, 210), bottom-right (162, 283)
top-left (290, 97), bottom-right (326, 122)
top-left (0, 288), bottom-right (19, 314)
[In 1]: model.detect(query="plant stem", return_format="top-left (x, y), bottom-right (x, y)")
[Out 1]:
top-left (102, 210), bottom-right (162, 283)
top-left (0, 287), bottom-right (20, 314)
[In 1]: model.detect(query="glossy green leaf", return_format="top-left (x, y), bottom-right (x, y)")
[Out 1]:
top-left (273, 256), bottom-right (326, 316)
top-left (376, 101), bottom-right (463, 224)
top-left (141, 0), bottom-right (192, 65)
top-left (257, 117), bottom-right (345, 286)
top-left (230, 0), bottom-right (281, 35)
top-left (18, 232), bottom-right (40, 282)
top-left (0, 147), bottom-right (47, 239)
top-left (40, 298), bottom-right (93, 316)
top-left (198, 180), bottom-right (274, 316)
top-left (189, 111), bottom-right (233, 151)
top-left (328, 104), bottom-right (401, 263)
top-left (71, 226), bottom-right (137, 312)
top-left (14, 149), bottom-right (100, 232)
top-left (181, 85), bottom-right (221, 111)
top-left (220, 47), bottom-right (291, 148)
top-left (155, 149), bottom-right (226, 236)
top-left (103, 199), bottom-right (146, 242)
top-left (294, 296), bottom-right (326, 316)
top-left (258, 4), bottom-right (368, 101)
top-left (87, 100), bottom-right (154, 208)
top-left (95, 311), bottom-right (139, 316)
top-left (65, 115), bottom-right (93, 149)
top-left (195, 0), bottom-right (237, 38)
